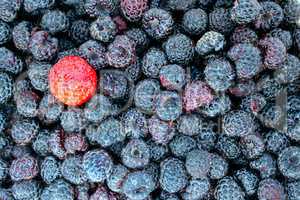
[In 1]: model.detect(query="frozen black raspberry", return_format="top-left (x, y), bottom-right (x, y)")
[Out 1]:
top-left (90, 16), bottom-right (117, 43)
top-left (29, 31), bottom-right (58, 61)
top-left (227, 43), bottom-right (262, 79)
top-left (230, 0), bottom-right (262, 24)
top-left (41, 10), bottom-right (69, 34)
top-left (196, 31), bottom-right (225, 56)
top-left (204, 57), bottom-right (235, 92)
top-left (142, 48), bottom-right (167, 78)
top-left (209, 7), bottom-right (235, 35)
top-left (254, 1), bottom-right (283, 30)
top-left (164, 33), bottom-right (194, 65)
top-left (142, 8), bottom-right (174, 40)
top-left (182, 8), bottom-right (208, 36)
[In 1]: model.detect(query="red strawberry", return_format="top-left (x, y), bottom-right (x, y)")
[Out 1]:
top-left (49, 56), bottom-right (97, 106)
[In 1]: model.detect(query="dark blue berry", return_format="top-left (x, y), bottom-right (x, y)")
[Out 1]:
top-left (41, 156), bottom-right (60, 184)
top-left (29, 31), bottom-right (58, 61)
top-left (159, 64), bottom-right (186, 91)
top-left (257, 179), bottom-right (286, 200)
top-left (164, 33), bottom-right (194, 65)
top-left (208, 153), bottom-right (228, 180)
top-left (134, 79), bottom-right (161, 114)
top-left (209, 7), bottom-right (235, 35)
top-left (159, 157), bottom-right (188, 193)
top-left (84, 94), bottom-right (112, 123)
top-left (12, 180), bottom-right (40, 200)
top-left (41, 179), bottom-right (74, 200)
top-left (231, 0), bottom-right (262, 24)
top-left (28, 61), bottom-right (51, 92)
top-left (61, 155), bottom-right (87, 185)
top-left (90, 16), bottom-right (117, 43)
top-left (121, 139), bottom-right (150, 169)
top-left (122, 171), bottom-right (156, 200)
top-left (250, 153), bottom-right (277, 179)
top-left (143, 8), bottom-right (174, 40)
top-left (121, 108), bottom-right (148, 139)
top-left (185, 149), bottom-right (211, 178)
top-left (69, 20), bottom-right (91, 44)
top-left (169, 135), bottom-right (197, 158)
top-left (196, 31), bottom-right (225, 56)
top-left (181, 178), bottom-right (210, 200)
top-left (11, 119), bottom-right (39, 145)
top-left (278, 146), bottom-right (300, 180)
top-left (204, 57), bottom-right (234, 92)
top-left (12, 21), bottom-right (33, 52)
top-left (214, 176), bottom-right (245, 200)
top-left (0, 72), bottom-right (13, 104)
top-left (0, 47), bottom-right (23, 74)
top-left (254, 1), bottom-right (283, 30)
top-left (142, 47), bottom-right (167, 78)
top-left (154, 91), bottom-right (182, 121)
top-left (0, 0), bottom-right (21, 22)
top-left (234, 169), bottom-right (259, 196)
top-left (0, 21), bottom-right (11, 45)
top-left (24, 0), bottom-right (55, 14)
top-left (41, 10), bottom-right (69, 34)
top-left (182, 8), bottom-right (208, 35)
top-left (82, 149), bottom-right (113, 183)
top-left (78, 40), bottom-right (107, 70)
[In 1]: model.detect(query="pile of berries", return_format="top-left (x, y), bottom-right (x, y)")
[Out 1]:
top-left (0, 0), bottom-right (299, 199)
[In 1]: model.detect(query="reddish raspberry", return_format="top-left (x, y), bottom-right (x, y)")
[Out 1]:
top-left (112, 16), bottom-right (128, 33)
top-left (229, 80), bottom-right (256, 97)
top-left (183, 81), bottom-right (214, 112)
top-left (9, 156), bottom-right (39, 181)
top-left (90, 186), bottom-right (119, 200)
top-left (64, 133), bottom-right (88, 154)
top-left (48, 129), bottom-right (67, 160)
top-left (121, 0), bottom-right (149, 22)
top-left (258, 37), bottom-right (287, 69)
top-left (106, 35), bottom-right (136, 68)
top-left (49, 56), bottom-right (97, 106)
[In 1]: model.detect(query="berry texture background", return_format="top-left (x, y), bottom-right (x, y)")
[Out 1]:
top-left (0, 0), bottom-right (299, 199)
